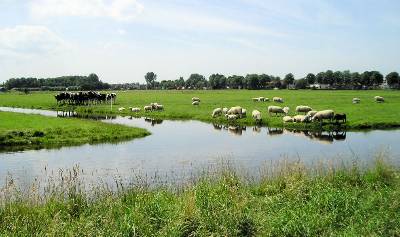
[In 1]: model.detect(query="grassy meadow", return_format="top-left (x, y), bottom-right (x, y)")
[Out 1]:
top-left (1, 90), bottom-right (399, 129)
top-left (0, 111), bottom-right (150, 151)
top-left (0, 158), bottom-right (399, 236)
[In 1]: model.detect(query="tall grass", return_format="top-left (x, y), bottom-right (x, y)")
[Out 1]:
top-left (1, 156), bottom-right (399, 236)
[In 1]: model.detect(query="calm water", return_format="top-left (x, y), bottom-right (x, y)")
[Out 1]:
top-left (1, 107), bottom-right (399, 187)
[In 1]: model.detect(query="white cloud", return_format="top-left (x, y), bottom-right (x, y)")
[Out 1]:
top-left (0, 25), bottom-right (67, 57)
top-left (30, 0), bottom-right (144, 21)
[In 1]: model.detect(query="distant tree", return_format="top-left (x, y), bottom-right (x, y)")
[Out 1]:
top-left (360, 71), bottom-right (372, 87)
top-left (295, 79), bottom-right (307, 89)
top-left (323, 70), bottom-right (334, 85)
top-left (351, 72), bottom-right (361, 88)
top-left (271, 76), bottom-right (282, 88)
top-left (333, 71), bottom-right (344, 86)
top-left (283, 73), bottom-right (295, 88)
top-left (305, 73), bottom-right (316, 85)
top-left (258, 74), bottom-right (271, 89)
top-left (186, 74), bottom-right (207, 89)
top-left (175, 77), bottom-right (185, 88)
top-left (227, 75), bottom-right (245, 89)
top-left (386, 72), bottom-right (399, 88)
top-left (343, 70), bottom-right (352, 86)
top-left (316, 72), bottom-right (325, 84)
top-left (209, 74), bottom-right (227, 89)
top-left (370, 71), bottom-right (383, 86)
top-left (144, 72), bottom-right (157, 89)
top-left (245, 74), bottom-right (260, 90)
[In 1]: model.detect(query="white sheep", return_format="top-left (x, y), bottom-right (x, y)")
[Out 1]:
top-left (352, 98), bottom-right (361, 104)
top-left (295, 105), bottom-right (313, 114)
top-left (252, 97), bottom-right (259, 102)
top-left (144, 105), bottom-right (152, 112)
top-left (374, 96), bottom-right (384, 103)
top-left (192, 97), bottom-right (200, 102)
top-left (241, 109), bottom-right (247, 117)
top-left (252, 110), bottom-right (262, 121)
top-left (212, 108), bottom-right (223, 118)
top-left (227, 106), bottom-right (243, 116)
top-left (118, 107), bottom-right (126, 112)
top-left (312, 110), bottom-right (334, 122)
top-left (273, 97), bottom-right (284, 103)
top-left (222, 107), bottom-right (228, 114)
top-left (268, 106), bottom-right (285, 116)
top-left (131, 107), bottom-right (141, 112)
top-left (192, 101), bottom-right (200, 106)
top-left (293, 115), bottom-right (311, 123)
top-left (155, 104), bottom-right (164, 111)
top-left (226, 114), bottom-right (238, 121)
top-left (150, 103), bottom-right (159, 110)
top-left (283, 116), bottom-right (293, 123)
top-left (306, 110), bottom-right (318, 117)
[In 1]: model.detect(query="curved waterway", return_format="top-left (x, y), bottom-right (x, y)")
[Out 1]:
top-left (1, 107), bottom-right (399, 188)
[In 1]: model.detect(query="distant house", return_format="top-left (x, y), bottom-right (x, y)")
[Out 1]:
top-left (309, 84), bottom-right (331, 89)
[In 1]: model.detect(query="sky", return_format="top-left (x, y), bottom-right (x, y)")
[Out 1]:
top-left (0, 0), bottom-right (399, 84)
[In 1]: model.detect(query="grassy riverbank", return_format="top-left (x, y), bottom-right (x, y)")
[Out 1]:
top-left (0, 111), bottom-right (150, 151)
top-left (1, 90), bottom-right (399, 130)
top-left (0, 159), bottom-right (399, 236)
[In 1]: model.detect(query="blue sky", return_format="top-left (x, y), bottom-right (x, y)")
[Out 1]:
top-left (0, 0), bottom-right (399, 83)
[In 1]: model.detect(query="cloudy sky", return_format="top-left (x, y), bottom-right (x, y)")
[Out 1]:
top-left (0, 0), bottom-right (399, 83)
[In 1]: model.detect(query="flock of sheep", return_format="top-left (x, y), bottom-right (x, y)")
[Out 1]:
top-left (210, 95), bottom-right (386, 125)
top-left (118, 102), bottom-right (164, 112)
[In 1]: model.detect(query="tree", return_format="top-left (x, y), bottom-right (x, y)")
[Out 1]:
top-left (316, 72), bottom-right (325, 84)
top-left (323, 70), bottom-right (334, 85)
top-left (144, 72), bottom-right (157, 89)
top-left (351, 72), bottom-right (361, 88)
top-left (295, 79), bottom-right (307, 89)
top-left (283, 73), bottom-right (295, 88)
top-left (386, 72), bottom-right (399, 88)
top-left (305, 73), bottom-right (316, 85)
top-left (258, 74), bottom-right (271, 89)
top-left (227, 75), bottom-right (245, 89)
top-left (360, 71), bottom-right (372, 87)
top-left (186, 74), bottom-right (207, 89)
top-left (175, 77), bottom-right (185, 89)
top-left (333, 71), bottom-right (343, 86)
top-left (245, 74), bottom-right (260, 90)
top-left (209, 74), bottom-right (227, 89)
top-left (343, 70), bottom-right (352, 86)
top-left (370, 71), bottom-right (383, 86)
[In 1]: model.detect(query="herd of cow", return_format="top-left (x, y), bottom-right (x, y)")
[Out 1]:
top-left (54, 91), bottom-right (116, 105)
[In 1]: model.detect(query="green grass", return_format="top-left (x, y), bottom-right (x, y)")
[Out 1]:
top-left (1, 90), bottom-right (399, 129)
top-left (0, 111), bottom-right (150, 151)
top-left (0, 158), bottom-right (399, 236)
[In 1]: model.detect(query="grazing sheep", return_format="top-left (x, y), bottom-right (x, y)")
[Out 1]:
top-left (264, 97), bottom-right (270, 102)
top-left (144, 105), bottom-right (152, 112)
top-left (312, 110), bottom-right (334, 122)
top-left (192, 97), bottom-right (201, 102)
top-left (333, 113), bottom-right (346, 123)
top-left (307, 110), bottom-right (318, 117)
top-left (192, 101), bottom-right (200, 106)
top-left (258, 97), bottom-right (266, 102)
top-left (273, 97), bottom-right (284, 103)
top-left (226, 114), bottom-right (239, 121)
top-left (268, 106), bottom-right (286, 116)
top-left (212, 108), bottom-right (223, 118)
top-left (227, 106), bottom-right (243, 116)
top-left (374, 96), bottom-right (384, 103)
top-left (150, 103), bottom-right (159, 110)
top-left (118, 107), bottom-right (126, 112)
top-left (222, 107), bottom-right (228, 114)
top-left (252, 110), bottom-right (262, 121)
top-left (296, 105), bottom-right (313, 114)
top-left (252, 97), bottom-right (259, 102)
top-left (283, 116), bottom-right (293, 123)
top-left (283, 107), bottom-right (290, 115)
top-left (352, 98), bottom-right (361, 104)
top-left (131, 107), bottom-right (141, 112)
top-left (293, 115), bottom-right (311, 123)
top-left (155, 104), bottom-right (164, 111)
top-left (241, 109), bottom-right (247, 117)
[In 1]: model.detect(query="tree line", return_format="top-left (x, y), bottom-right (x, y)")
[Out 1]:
top-left (2, 74), bottom-right (110, 91)
top-left (146, 70), bottom-right (400, 90)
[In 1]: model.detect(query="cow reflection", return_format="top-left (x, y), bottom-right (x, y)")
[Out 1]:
top-left (144, 117), bottom-right (163, 126)
top-left (268, 127), bottom-right (284, 136)
top-left (332, 130), bottom-right (346, 141)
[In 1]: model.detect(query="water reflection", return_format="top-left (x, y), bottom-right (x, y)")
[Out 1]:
top-left (144, 117), bottom-right (163, 126)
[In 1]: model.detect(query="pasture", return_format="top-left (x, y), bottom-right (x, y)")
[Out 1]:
top-left (1, 90), bottom-right (400, 129)
top-left (0, 111), bottom-right (150, 151)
